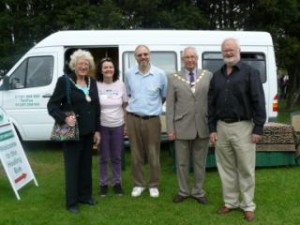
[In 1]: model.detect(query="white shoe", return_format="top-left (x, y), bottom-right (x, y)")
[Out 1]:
top-left (131, 187), bottom-right (145, 197)
top-left (149, 188), bottom-right (159, 198)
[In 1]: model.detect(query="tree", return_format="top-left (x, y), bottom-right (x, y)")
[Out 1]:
top-left (197, 0), bottom-right (253, 30)
top-left (118, 0), bottom-right (207, 29)
top-left (0, 0), bottom-right (125, 76)
top-left (245, 0), bottom-right (300, 108)
top-left (56, 0), bottom-right (124, 30)
top-left (0, 0), bottom-right (29, 75)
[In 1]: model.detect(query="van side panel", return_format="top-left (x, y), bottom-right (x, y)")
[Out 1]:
top-left (0, 30), bottom-right (277, 141)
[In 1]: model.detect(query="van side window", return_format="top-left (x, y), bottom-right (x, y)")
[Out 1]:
top-left (202, 52), bottom-right (267, 83)
top-left (9, 56), bottom-right (54, 89)
top-left (123, 51), bottom-right (177, 75)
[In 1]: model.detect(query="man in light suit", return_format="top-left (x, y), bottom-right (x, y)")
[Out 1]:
top-left (166, 47), bottom-right (212, 204)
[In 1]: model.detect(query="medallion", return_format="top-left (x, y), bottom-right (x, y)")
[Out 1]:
top-left (86, 95), bottom-right (91, 102)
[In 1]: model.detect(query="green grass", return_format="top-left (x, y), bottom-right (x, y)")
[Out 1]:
top-left (1, 104), bottom-right (300, 225)
top-left (276, 99), bottom-right (300, 124)
top-left (1, 143), bottom-right (300, 225)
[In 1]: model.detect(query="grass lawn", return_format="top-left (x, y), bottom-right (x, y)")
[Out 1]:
top-left (1, 141), bottom-right (300, 225)
top-left (1, 101), bottom-right (300, 225)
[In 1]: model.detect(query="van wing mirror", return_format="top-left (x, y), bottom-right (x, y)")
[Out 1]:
top-left (1, 76), bottom-right (10, 90)
top-left (1, 76), bottom-right (24, 90)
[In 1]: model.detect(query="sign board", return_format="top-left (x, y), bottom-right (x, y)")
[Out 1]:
top-left (0, 107), bottom-right (38, 200)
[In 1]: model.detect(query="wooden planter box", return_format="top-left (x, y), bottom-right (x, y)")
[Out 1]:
top-left (171, 122), bottom-right (299, 169)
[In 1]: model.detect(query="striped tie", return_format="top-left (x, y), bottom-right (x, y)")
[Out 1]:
top-left (189, 72), bottom-right (195, 86)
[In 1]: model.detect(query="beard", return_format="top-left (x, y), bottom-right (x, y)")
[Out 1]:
top-left (223, 56), bottom-right (239, 65)
top-left (139, 60), bottom-right (149, 67)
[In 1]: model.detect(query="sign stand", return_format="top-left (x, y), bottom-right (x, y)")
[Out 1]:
top-left (0, 107), bottom-right (38, 200)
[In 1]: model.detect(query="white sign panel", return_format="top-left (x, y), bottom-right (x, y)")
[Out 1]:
top-left (0, 107), bottom-right (38, 200)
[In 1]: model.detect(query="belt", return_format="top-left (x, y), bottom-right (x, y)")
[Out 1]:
top-left (220, 118), bottom-right (245, 123)
top-left (129, 113), bottom-right (158, 120)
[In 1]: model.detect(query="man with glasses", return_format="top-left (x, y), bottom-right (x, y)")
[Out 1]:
top-left (125, 45), bottom-right (168, 198)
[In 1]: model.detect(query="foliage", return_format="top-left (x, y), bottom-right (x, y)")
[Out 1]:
top-left (197, 0), bottom-right (255, 30)
top-left (243, 0), bottom-right (300, 107)
top-left (117, 0), bottom-right (207, 29)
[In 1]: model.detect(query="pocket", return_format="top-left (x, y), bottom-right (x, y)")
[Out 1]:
top-left (174, 114), bottom-right (184, 121)
top-left (147, 86), bottom-right (159, 96)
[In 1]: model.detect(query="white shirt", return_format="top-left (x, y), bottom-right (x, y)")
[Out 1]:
top-left (97, 80), bottom-right (128, 127)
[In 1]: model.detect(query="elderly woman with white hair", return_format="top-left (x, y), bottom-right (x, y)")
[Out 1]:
top-left (47, 49), bottom-right (101, 214)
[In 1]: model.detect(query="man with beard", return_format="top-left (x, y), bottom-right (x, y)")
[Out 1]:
top-left (208, 38), bottom-right (266, 222)
top-left (125, 45), bottom-right (168, 198)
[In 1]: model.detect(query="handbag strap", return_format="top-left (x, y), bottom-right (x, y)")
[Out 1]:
top-left (64, 75), bottom-right (71, 105)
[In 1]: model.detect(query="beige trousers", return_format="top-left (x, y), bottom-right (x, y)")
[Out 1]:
top-left (215, 120), bottom-right (256, 212)
top-left (127, 114), bottom-right (161, 188)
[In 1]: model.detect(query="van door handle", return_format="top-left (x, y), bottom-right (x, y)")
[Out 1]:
top-left (42, 94), bottom-right (52, 98)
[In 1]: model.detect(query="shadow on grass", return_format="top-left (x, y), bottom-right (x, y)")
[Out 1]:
top-left (21, 141), bottom-right (62, 152)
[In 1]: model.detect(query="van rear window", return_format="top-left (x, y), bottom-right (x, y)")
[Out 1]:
top-left (202, 52), bottom-right (266, 83)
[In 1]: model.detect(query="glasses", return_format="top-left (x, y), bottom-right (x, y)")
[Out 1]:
top-left (183, 55), bottom-right (197, 60)
top-left (136, 53), bottom-right (149, 57)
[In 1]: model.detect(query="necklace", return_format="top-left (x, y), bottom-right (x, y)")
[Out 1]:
top-left (69, 77), bottom-right (91, 102)
top-left (173, 70), bottom-right (206, 86)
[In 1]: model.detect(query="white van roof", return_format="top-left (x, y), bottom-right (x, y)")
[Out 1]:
top-left (35, 30), bottom-right (273, 48)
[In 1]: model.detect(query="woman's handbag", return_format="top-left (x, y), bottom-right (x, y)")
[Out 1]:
top-left (50, 75), bottom-right (79, 141)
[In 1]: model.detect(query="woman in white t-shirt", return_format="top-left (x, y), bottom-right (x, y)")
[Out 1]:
top-left (96, 57), bottom-right (128, 196)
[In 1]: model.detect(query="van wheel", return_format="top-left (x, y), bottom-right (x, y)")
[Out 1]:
top-left (12, 125), bottom-right (29, 150)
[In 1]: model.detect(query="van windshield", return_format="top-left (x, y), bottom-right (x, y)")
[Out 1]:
top-left (4, 56), bottom-right (54, 90)
top-left (202, 52), bottom-right (266, 83)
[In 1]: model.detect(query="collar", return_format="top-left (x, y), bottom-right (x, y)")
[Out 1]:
top-left (69, 72), bottom-right (90, 83)
top-left (185, 68), bottom-right (196, 74)
top-left (221, 61), bottom-right (242, 74)
top-left (134, 64), bottom-right (154, 76)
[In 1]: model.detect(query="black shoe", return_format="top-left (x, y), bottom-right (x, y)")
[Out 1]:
top-left (99, 185), bottom-right (108, 196)
top-left (67, 206), bottom-right (79, 214)
top-left (173, 194), bottom-right (189, 203)
top-left (79, 199), bottom-right (97, 206)
top-left (113, 183), bottom-right (124, 196)
top-left (192, 196), bottom-right (208, 205)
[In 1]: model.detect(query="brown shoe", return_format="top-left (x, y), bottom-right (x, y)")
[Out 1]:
top-left (244, 211), bottom-right (255, 221)
top-left (192, 196), bottom-right (208, 205)
top-left (217, 205), bottom-right (232, 214)
top-left (173, 194), bottom-right (189, 203)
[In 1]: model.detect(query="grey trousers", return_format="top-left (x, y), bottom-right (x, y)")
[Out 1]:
top-left (175, 137), bottom-right (209, 197)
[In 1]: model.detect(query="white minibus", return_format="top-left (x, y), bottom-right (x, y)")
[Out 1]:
top-left (0, 30), bottom-right (278, 141)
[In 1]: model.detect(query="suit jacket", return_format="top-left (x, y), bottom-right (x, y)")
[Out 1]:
top-left (166, 69), bottom-right (212, 140)
top-left (47, 73), bottom-right (100, 136)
